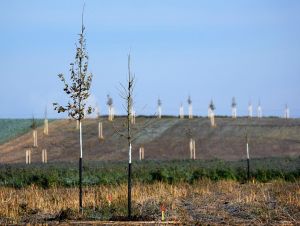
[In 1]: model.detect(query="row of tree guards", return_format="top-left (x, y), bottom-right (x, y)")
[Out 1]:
top-left (27, 107), bottom-right (256, 167)
top-left (25, 149), bottom-right (48, 164)
top-left (25, 110), bottom-right (49, 164)
top-left (94, 96), bottom-right (291, 122)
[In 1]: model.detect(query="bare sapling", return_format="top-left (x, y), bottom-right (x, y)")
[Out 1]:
top-left (139, 146), bottom-right (144, 160)
top-left (25, 149), bottom-right (31, 164)
top-left (179, 103), bottom-right (184, 119)
top-left (107, 95), bottom-right (114, 121)
top-left (209, 99), bottom-right (216, 127)
top-left (115, 53), bottom-right (135, 219)
top-left (114, 54), bottom-right (155, 219)
top-left (231, 97), bottom-right (237, 119)
top-left (248, 101), bottom-right (253, 118)
top-left (44, 107), bottom-right (49, 135)
top-left (284, 104), bottom-right (290, 119)
top-left (31, 116), bottom-right (38, 147)
top-left (157, 98), bottom-right (162, 119)
top-left (42, 149), bottom-right (47, 163)
top-left (53, 4), bottom-right (93, 213)
top-left (187, 96), bottom-right (193, 119)
top-left (125, 54), bottom-right (134, 219)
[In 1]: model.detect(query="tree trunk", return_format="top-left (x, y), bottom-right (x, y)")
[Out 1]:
top-left (246, 142), bottom-right (250, 180)
top-left (79, 120), bottom-right (83, 213)
top-left (128, 142), bottom-right (132, 219)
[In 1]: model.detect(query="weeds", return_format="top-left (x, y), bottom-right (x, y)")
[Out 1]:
top-left (0, 181), bottom-right (299, 224)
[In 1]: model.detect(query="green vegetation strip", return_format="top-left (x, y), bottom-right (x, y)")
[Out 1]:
top-left (0, 157), bottom-right (299, 188)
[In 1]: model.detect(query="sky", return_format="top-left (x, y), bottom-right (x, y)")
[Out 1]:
top-left (0, 0), bottom-right (300, 118)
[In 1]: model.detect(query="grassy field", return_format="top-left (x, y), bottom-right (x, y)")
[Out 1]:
top-left (0, 158), bottom-right (299, 188)
top-left (0, 180), bottom-right (299, 224)
top-left (0, 119), bottom-right (44, 144)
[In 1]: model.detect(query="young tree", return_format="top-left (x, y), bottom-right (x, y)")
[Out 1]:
top-left (114, 54), bottom-right (155, 219)
top-left (113, 53), bottom-right (135, 219)
top-left (208, 99), bottom-right (215, 115)
top-left (284, 104), bottom-right (290, 119)
top-left (53, 6), bottom-right (93, 212)
top-left (257, 100), bottom-right (262, 118)
top-left (209, 99), bottom-right (216, 127)
top-left (187, 95), bottom-right (193, 119)
top-left (231, 97), bottom-right (237, 118)
top-left (179, 103), bottom-right (184, 119)
top-left (248, 101), bottom-right (253, 118)
top-left (126, 54), bottom-right (134, 219)
top-left (157, 98), bottom-right (162, 119)
top-left (31, 116), bottom-right (38, 147)
top-left (107, 95), bottom-right (114, 121)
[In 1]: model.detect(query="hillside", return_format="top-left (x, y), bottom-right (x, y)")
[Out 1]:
top-left (0, 117), bottom-right (300, 163)
top-left (0, 119), bottom-right (44, 144)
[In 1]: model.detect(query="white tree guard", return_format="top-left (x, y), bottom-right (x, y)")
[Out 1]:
top-left (33, 130), bottom-right (38, 147)
top-left (42, 149), bottom-right (47, 163)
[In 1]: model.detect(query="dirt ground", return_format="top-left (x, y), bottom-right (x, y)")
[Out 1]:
top-left (0, 117), bottom-right (300, 163)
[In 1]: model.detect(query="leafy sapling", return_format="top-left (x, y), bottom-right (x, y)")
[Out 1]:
top-left (53, 5), bottom-right (93, 212)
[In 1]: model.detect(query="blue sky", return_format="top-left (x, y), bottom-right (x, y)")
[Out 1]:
top-left (0, 0), bottom-right (300, 118)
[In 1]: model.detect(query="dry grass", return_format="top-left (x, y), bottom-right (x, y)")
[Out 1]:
top-left (0, 180), bottom-right (299, 224)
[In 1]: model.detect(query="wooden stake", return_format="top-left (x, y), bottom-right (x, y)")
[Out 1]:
top-left (160, 205), bottom-right (166, 221)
